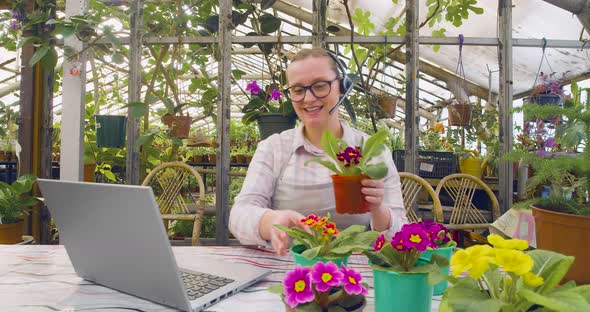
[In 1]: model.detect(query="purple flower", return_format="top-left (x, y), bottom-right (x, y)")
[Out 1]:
top-left (336, 146), bottom-right (362, 168)
top-left (374, 234), bottom-right (386, 251)
top-left (11, 10), bottom-right (23, 22)
top-left (545, 137), bottom-right (556, 148)
top-left (245, 80), bottom-right (261, 95)
top-left (310, 261), bottom-right (344, 292)
top-left (390, 231), bottom-right (407, 251)
top-left (9, 20), bottom-right (22, 32)
top-left (400, 223), bottom-right (431, 252)
top-left (270, 89), bottom-right (281, 101)
top-left (340, 265), bottom-right (368, 295)
top-left (283, 266), bottom-right (314, 308)
top-left (421, 220), bottom-right (449, 246)
top-left (536, 150), bottom-right (548, 158)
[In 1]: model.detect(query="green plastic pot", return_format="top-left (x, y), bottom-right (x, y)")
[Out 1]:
top-left (417, 246), bottom-right (454, 296)
top-left (373, 269), bottom-right (432, 312)
top-left (290, 246), bottom-right (348, 267)
top-left (95, 115), bottom-right (127, 148)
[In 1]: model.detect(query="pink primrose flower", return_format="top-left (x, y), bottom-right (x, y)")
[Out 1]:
top-left (310, 261), bottom-right (344, 292)
top-left (340, 264), bottom-right (368, 295)
top-left (283, 266), bottom-right (314, 308)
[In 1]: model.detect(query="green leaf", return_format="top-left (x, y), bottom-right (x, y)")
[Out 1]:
top-left (528, 249), bottom-right (574, 294)
top-left (29, 45), bottom-right (50, 67)
top-left (363, 163), bottom-right (388, 179)
top-left (301, 246), bottom-right (322, 259)
top-left (320, 130), bottom-right (341, 164)
top-left (103, 170), bottom-right (117, 182)
top-left (268, 284), bottom-right (283, 295)
top-left (259, 13), bottom-right (281, 34)
top-left (127, 101), bottom-right (147, 119)
top-left (519, 288), bottom-right (590, 312)
top-left (261, 0), bottom-right (277, 11)
top-left (17, 36), bottom-right (41, 49)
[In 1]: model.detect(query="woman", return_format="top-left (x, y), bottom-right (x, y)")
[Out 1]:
top-left (229, 48), bottom-right (406, 256)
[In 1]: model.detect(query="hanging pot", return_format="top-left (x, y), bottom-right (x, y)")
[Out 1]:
top-left (256, 113), bottom-right (296, 140)
top-left (162, 115), bottom-right (192, 139)
top-left (377, 95), bottom-right (399, 119)
top-left (95, 115), bottom-right (127, 148)
top-left (447, 103), bottom-right (473, 127)
top-left (331, 174), bottom-right (370, 214)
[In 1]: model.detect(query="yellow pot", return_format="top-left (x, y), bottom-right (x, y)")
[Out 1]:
top-left (458, 150), bottom-right (485, 179)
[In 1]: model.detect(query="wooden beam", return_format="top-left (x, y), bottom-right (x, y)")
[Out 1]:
top-left (272, 0), bottom-right (492, 99)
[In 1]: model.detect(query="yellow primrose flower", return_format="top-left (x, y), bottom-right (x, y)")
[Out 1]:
top-left (450, 245), bottom-right (494, 279)
top-left (523, 272), bottom-right (544, 287)
top-left (494, 249), bottom-right (533, 276)
top-left (488, 234), bottom-right (529, 251)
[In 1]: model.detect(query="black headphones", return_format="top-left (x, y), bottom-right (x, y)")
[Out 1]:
top-left (326, 51), bottom-right (354, 114)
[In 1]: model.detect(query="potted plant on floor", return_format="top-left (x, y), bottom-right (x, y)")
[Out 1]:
top-left (442, 234), bottom-right (590, 311)
top-left (0, 175), bottom-right (39, 244)
top-left (510, 81), bottom-right (590, 284)
top-left (269, 261), bottom-right (368, 312)
top-left (306, 129), bottom-right (389, 214)
top-left (275, 213), bottom-right (379, 267)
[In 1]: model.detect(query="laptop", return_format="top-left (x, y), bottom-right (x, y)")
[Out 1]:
top-left (37, 179), bottom-right (271, 311)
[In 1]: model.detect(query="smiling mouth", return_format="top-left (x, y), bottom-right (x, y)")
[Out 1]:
top-left (304, 106), bottom-right (323, 113)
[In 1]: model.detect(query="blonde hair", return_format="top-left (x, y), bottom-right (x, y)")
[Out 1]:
top-left (289, 48), bottom-right (340, 77)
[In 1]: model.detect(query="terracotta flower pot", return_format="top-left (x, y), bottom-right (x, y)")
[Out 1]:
top-left (532, 206), bottom-right (590, 284)
top-left (0, 221), bottom-right (24, 244)
top-left (331, 174), bottom-right (369, 214)
top-left (162, 115), bottom-right (192, 139)
top-left (447, 103), bottom-right (472, 127)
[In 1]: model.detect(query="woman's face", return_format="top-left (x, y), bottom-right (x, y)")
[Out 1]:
top-left (286, 56), bottom-right (341, 129)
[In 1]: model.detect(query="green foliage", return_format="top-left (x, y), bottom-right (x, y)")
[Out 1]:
top-left (274, 214), bottom-right (379, 260)
top-left (0, 175), bottom-right (39, 225)
top-left (306, 129), bottom-right (389, 179)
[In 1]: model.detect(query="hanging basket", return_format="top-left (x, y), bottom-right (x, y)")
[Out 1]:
top-left (447, 103), bottom-right (473, 127)
top-left (376, 95), bottom-right (399, 119)
top-left (162, 115), bottom-right (192, 139)
top-left (95, 115), bottom-right (127, 148)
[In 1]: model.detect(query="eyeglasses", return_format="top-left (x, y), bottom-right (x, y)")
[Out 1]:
top-left (284, 78), bottom-right (339, 102)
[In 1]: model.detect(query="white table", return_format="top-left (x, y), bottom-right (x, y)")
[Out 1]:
top-left (0, 245), bottom-right (442, 311)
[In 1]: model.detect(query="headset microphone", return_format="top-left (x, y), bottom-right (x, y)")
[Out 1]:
top-left (329, 82), bottom-right (354, 115)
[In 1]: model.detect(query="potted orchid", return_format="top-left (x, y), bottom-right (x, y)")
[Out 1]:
top-left (240, 80), bottom-right (297, 140)
top-left (364, 222), bottom-right (449, 312)
top-left (306, 129), bottom-right (389, 214)
top-left (269, 262), bottom-right (368, 312)
top-left (442, 234), bottom-right (590, 311)
top-left (275, 213), bottom-right (379, 267)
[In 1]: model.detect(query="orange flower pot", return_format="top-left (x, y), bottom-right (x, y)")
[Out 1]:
top-left (331, 174), bottom-right (369, 214)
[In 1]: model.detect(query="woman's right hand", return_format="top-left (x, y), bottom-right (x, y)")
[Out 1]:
top-left (259, 210), bottom-right (308, 256)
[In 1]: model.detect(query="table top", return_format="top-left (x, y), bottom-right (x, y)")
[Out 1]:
top-left (0, 245), bottom-right (442, 311)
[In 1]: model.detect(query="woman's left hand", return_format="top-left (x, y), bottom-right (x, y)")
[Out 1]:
top-left (361, 178), bottom-right (385, 213)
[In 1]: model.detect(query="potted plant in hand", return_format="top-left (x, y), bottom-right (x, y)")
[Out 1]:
top-left (364, 222), bottom-right (449, 312)
top-left (241, 80), bottom-right (297, 140)
top-left (0, 175), bottom-right (39, 244)
top-left (306, 129), bottom-right (389, 214)
top-left (275, 213), bottom-right (379, 267)
top-left (269, 261), bottom-right (368, 312)
top-left (442, 234), bottom-right (590, 311)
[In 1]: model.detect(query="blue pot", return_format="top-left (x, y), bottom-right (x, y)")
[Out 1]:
top-left (373, 269), bottom-right (432, 312)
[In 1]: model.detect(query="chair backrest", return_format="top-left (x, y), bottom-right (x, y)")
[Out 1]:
top-left (399, 172), bottom-right (443, 223)
top-left (142, 162), bottom-right (206, 215)
top-left (435, 173), bottom-right (500, 225)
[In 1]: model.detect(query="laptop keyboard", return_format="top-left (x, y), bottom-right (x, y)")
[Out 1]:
top-left (180, 271), bottom-right (235, 300)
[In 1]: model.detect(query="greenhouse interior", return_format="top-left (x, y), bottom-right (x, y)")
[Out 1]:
top-left (1, 0), bottom-right (590, 311)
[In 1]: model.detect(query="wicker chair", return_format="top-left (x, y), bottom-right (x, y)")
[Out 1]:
top-left (399, 172), bottom-right (443, 223)
top-left (142, 162), bottom-right (206, 246)
top-left (435, 173), bottom-right (500, 231)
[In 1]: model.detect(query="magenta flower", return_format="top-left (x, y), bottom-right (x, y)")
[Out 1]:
top-left (400, 223), bottom-right (431, 252)
top-left (270, 89), bottom-right (281, 101)
top-left (283, 266), bottom-right (314, 308)
top-left (310, 261), bottom-right (344, 292)
top-left (544, 137), bottom-right (556, 148)
top-left (245, 80), bottom-right (261, 95)
top-left (336, 146), bottom-right (362, 168)
top-left (390, 231), bottom-right (406, 251)
top-left (374, 234), bottom-right (386, 251)
top-left (420, 220), bottom-right (450, 246)
top-left (340, 265), bottom-right (368, 295)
